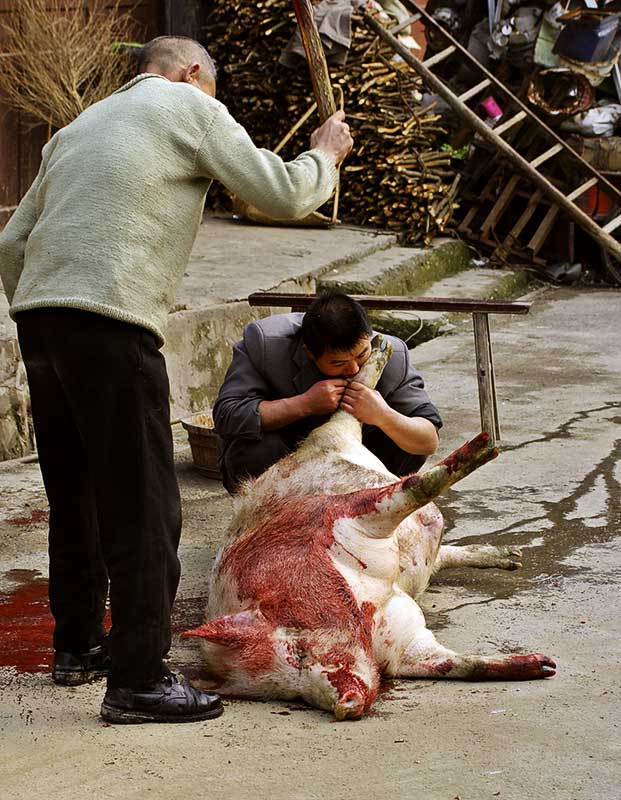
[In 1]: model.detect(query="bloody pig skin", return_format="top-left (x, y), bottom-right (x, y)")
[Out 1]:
top-left (183, 336), bottom-right (556, 720)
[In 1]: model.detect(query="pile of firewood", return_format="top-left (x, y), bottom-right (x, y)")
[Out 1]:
top-left (205, 0), bottom-right (459, 243)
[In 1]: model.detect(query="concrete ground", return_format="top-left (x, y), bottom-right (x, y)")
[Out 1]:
top-left (0, 283), bottom-right (619, 800)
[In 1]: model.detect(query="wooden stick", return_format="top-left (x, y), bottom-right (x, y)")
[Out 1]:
top-left (292, 0), bottom-right (337, 122)
top-left (273, 100), bottom-right (318, 154)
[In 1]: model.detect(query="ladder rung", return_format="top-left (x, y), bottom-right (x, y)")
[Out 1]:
top-left (529, 144), bottom-right (563, 168)
top-left (389, 13), bottom-right (421, 35)
top-left (567, 178), bottom-right (598, 201)
top-left (458, 78), bottom-right (492, 103)
top-left (422, 45), bottom-right (456, 68)
top-left (505, 189), bottom-right (543, 241)
top-left (494, 110), bottom-right (527, 137)
top-left (481, 175), bottom-right (521, 234)
top-left (602, 212), bottom-right (621, 234)
top-left (528, 205), bottom-right (559, 253)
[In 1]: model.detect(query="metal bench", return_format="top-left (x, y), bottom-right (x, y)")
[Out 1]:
top-left (248, 292), bottom-right (531, 446)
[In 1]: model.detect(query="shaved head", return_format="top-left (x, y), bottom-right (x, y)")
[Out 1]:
top-left (138, 36), bottom-right (217, 92)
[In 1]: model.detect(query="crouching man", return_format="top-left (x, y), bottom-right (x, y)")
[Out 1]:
top-left (214, 290), bottom-right (442, 493)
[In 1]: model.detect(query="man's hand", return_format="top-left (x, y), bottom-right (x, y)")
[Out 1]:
top-left (340, 381), bottom-right (389, 425)
top-left (301, 379), bottom-right (348, 415)
top-left (310, 110), bottom-right (353, 167)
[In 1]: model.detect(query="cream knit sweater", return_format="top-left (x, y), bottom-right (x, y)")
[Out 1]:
top-left (0, 74), bottom-right (338, 345)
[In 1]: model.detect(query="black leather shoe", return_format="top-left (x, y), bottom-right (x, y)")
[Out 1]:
top-left (52, 641), bottom-right (111, 686)
top-left (100, 674), bottom-right (224, 724)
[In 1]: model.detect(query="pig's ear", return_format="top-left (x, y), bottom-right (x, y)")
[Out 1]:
top-left (182, 610), bottom-right (268, 640)
top-left (182, 611), bottom-right (275, 674)
top-left (182, 609), bottom-right (272, 642)
top-left (337, 432), bottom-right (499, 537)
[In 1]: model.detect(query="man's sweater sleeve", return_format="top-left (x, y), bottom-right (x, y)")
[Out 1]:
top-left (0, 163), bottom-right (44, 303)
top-left (213, 324), bottom-right (272, 441)
top-left (194, 102), bottom-right (338, 220)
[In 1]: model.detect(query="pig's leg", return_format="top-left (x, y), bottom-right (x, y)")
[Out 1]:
top-left (353, 333), bottom-right (393, 389)
top-left (377, 592), bottom-right (556, 681)
top-left (342, 433), bottom-right (500, 539)
top-left (395, 504), bottom-right (444, 598)
top-left (434, 544), bottom-right (523, 572)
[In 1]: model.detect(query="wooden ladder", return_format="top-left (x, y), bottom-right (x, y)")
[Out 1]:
top-left (359, 0), bottom-right (621, 282)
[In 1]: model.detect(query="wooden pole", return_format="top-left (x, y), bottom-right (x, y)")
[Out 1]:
top-left (292, 0), bottom-right (337, 122)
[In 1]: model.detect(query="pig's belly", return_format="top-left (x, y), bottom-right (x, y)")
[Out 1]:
top-left (332, 440), bottom-right (391, 476)
top-left (330, 527), bottom-right (400, 611)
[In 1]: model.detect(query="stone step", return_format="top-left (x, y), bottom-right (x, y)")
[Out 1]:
top-left (367, 266), bottom-right (534, 346)
top-left (316, 237), bottom-right (472, 296)
top-left (177, 217), bottom-right (398, 306)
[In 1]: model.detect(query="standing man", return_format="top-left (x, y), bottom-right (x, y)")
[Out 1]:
top-left (0, 36), bottom-right (352, 724)
top-left (214, 291), bottom-right (442, 492)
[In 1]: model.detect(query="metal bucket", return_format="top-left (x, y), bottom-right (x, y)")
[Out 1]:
top-left (180, 413), bottom-right (222, 480)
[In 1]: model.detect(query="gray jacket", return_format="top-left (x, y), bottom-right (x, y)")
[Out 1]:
top-left (213, 313), bottom-right (442, 445)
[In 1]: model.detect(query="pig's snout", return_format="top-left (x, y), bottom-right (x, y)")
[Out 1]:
top-left (334, 690), bottom-right (366, 721)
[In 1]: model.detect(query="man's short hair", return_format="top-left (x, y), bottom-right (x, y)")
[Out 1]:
top-left (138, 36), bottom-right (217, 80)
top-left (301, 290), bottom-right (373, 357)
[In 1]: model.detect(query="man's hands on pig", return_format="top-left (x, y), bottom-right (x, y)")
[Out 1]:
top-left (339, 381), bottom-right (388, 425)
top-left (310, 110), bottom-right (353, 167)
top-left (341, 381), bottom-right (440, 457)
top-left (301, 379), bottom-right (348, 415)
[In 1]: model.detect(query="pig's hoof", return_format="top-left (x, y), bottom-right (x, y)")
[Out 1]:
top-left (533, 654), bottom-right (557, 679)
top-left (495, 546), bottom-right (523, 571)
top-left (334, 690), bottom-right (365, 721)
top-left (504, 653), bottom-right (556, 680)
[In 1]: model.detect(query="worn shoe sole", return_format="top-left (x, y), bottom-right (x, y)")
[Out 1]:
top-left (53, 669), bottom-right (110, 686)
top-left (100, 700), bottom-right (224, 724)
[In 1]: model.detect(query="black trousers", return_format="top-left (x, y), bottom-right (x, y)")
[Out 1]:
top-left (221, 424), bottom-right (428, 494)
top-left (17, 309), bottom-right (182, 689)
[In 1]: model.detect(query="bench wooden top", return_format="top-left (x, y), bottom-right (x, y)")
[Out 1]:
top-left (248, 293), bottom-right (531, 315)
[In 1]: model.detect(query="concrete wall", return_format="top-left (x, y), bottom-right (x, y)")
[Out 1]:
top-left (0, 295), bottom-right (32, 460)
top-left (164, 301), bottom-right (268, 419)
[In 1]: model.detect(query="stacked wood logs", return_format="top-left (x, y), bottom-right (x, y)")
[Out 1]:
top-left (206, 0), bottom-right (459, 243)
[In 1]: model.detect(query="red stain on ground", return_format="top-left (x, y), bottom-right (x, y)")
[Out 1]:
top-left (0, 570), bottom-right (54, 672)
top-left (0, 570), bottom-right (115, 675)
top-left (7, 509), bottom-right (49, 527)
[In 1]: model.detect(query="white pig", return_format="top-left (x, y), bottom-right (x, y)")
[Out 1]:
top-left (184, 336), bottom-right (555, 720)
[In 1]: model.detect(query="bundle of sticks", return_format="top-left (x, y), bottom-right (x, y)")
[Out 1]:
top-left (206, 0), bottom-right (459, 243)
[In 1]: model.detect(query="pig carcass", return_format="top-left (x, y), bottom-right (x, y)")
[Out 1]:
top-left (184, 336), bottom-right (555, 720)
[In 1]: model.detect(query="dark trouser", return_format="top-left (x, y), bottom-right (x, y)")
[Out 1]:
top-left (221, 425), bottom-right (428, 494)
top-left (16, 308), bottom-right (182, 689)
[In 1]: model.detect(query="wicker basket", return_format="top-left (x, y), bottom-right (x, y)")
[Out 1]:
top-left (180, 413), bottom-right (222, 480)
